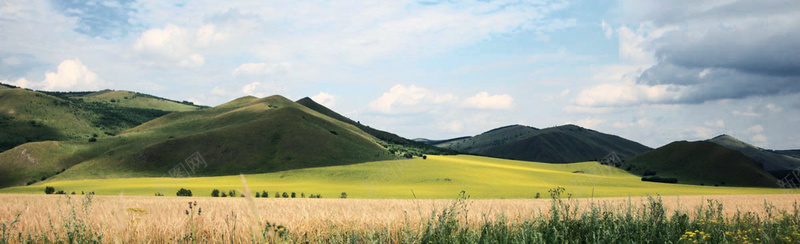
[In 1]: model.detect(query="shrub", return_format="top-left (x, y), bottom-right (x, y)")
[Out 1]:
top-left (423, 155), bottom-right (427, 159)
top-left (275, 192), bottom-right (280, 198)
top-left (340, 192), bottom-right (347, 199)
top-left (262, 191), bottom-right (268, 198)
top-left (221, 192), bottom-right (227, 197)
top-left (211, 189), bottom-right (220, 197)
top-left (641, 176), bottom-right (678, 184)
top-left (55, 190), bottom-right (66, 195)
top-left (534, 192), bottom-right (540, 199)
top-left (282, 192), bottom-right (288, 198)
top-left (176, 188), bottom-right (193, 197)
top-left (228, 190), bottom-right (236, 197)
top-left (255, 192), bottom-right (260, 198)
top-left (301, 193), bottom-right (305, 198)
top-left (44, 186), bottom-right (55, 194)
top-left (88, 137), bottom-right (97, 142)
top-left (291, 192), bottom-right (296, 198)
top-left (155, 192), bottom-right (164, 196)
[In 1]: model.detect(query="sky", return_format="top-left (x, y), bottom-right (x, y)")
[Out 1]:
top-left (1, 0), bottom-right (798, 149)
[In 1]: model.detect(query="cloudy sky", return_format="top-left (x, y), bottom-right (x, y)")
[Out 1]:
top-left (1, 0), bottom-right (798, 149)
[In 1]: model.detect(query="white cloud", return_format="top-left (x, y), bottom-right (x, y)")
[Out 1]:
top-left (566, 117), bottom-right (606, 129)
top-left (574, 81), bottom-right (684, 107)
top-left (241, 82), bottom-right (263, 97)
top-left (765, 103), bottom-right (783, 113)
top-left (3, 59), bottom-right (103, 91)
top-left (133, 24), bottom-right (225, 67)
top-left (462, 92), bottom-right (513, 110)
top-left (232, 62), bottom-right (292, 76)
top-left (688, 126), bottom-right (713, 139)
top-left (601, 20), bottom-right (613, 39)
top-left (612, 118), bottom-right (654, 128)
top-left (311, 92), bottom-right (336, 108)
top-left (368, 84), bottom-right (455, 114)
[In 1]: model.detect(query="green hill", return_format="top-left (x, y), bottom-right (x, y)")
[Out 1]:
top-left (296, 97), bottom-right (457, 156)
top-left (0, 95), bottom-right (393, 188)
top-left (623, 141), bottom-right (779, 187)
top-left (436, 124), bottom-right (651, 163)
top-left (708, 134), bottom-right (800, 173)
top-left (76, 90), bottom-right (202, 111)
top-left (0, 87), bottom-right (195, 152)
top-left (2, 155), bottom-right (792, 198)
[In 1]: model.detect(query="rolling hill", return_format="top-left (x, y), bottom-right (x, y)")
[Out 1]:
top-left (623, 141), bottom-right (779, 187)
top-left (0, 86), bottom-right (202, 152)
top-left (708, 134), bottom-right (800, 173)
top-left (434, 124), bottom-right (651, 163)
top-left (0, 95), bottom-right (394, 188)
top-left (2, 155), bottom-right (792, 198)
top-left (296, 97), bottom-right (457, 156)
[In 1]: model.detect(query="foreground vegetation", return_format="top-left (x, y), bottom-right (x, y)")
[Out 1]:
top-left (2, 155), bottom-right (796, 198)
top-left (0, 192), bottom-right (798, 243)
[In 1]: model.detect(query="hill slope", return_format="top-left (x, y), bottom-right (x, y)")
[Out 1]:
top-left (0, 87), bottom-right (199, 152)
top-left (708, 134), bottom-right (800, 172)
top-left (0, 95), bottom-right (393, 188)
top-left (623, 141), bottom-right (779, 187)
top-left (2, 155), bottom-right (790, 198)
top-left (436, 124), bottom-right (651, 163)
top-left (296, 97), bottom-right (457, 155)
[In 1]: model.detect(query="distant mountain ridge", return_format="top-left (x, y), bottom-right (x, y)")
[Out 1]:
top-left (434, 124), bottom-right (651, 163)
top-left (708, 134), bottom-right (800, 172)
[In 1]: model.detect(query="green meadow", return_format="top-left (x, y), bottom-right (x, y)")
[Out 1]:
top-left (2, 155), bottom-right (794, 198)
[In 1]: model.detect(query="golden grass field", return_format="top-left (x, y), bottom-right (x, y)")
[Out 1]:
top-left (1, 194), bottom-right (798, 243)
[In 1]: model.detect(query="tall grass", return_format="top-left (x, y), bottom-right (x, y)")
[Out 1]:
top-left (0, 191), bottom-right (798, 243)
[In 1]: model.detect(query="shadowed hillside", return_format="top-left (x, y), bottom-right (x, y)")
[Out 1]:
top-left (435, 124), bottom-right (651, 163)
top-left (708, 134), bottom-right (800, 172)
top-left (623, 141), bottom-right (779, 187)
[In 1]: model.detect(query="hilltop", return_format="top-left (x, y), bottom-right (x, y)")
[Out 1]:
top-left (623, 141), bottom-right (779, 187)
top-left (708, 134), bottom-right (800, 172)
top-left (0, 95), bottom-right (394, 188)
top-left (434, 124), bottom-right (651, 163)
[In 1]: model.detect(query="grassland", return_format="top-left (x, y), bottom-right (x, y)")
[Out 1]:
top-left (0, 193), bottom-right (798, 243)
top-left (2, 155), bottom-right (796, 198)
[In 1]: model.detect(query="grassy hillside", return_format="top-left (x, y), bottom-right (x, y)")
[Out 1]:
top-left (773, 149), bottom-right (800, 159)
top-left (296, 97), bottom-right (457, 156)
top-left (623, 141), bottom-right (779, 188)
top-left (0, 88), bottom-right (182, 152)
top-left (437, 124), bottom-right (651, 163)
top-left (708, 134), bottom-right (800, 172)
top-left (1, 155), bottom-right (792, 198)
top-left (76, 90), bottom-right (202, 111)
top-left (0, 95), bottom-right (394, 188)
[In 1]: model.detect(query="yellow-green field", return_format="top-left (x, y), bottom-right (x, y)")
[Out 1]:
top-left (1, 155), bottom-right (796, 198)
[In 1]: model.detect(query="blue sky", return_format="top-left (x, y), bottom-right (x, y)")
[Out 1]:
top-left (1, 0), bottom-right (799, 149)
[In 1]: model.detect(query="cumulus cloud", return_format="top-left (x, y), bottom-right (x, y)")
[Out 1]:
top-left (576, 0), bottom-right (800, 108)
top-left (462, 92), bottom-right (513, 110)
top-left (2, 59), bottom-right (103, 91)
top-left (232, 62), bottom-right (292, 76)
top-left (368, 84), bottom-right (455, 114)
top-left (241, 82), bottom-right (263, 97)
top-left (311, 92), bottom-right (336, 108)
top-left (133, 24), bottom-right (225, 67)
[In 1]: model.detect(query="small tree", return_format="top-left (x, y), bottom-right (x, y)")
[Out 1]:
top-left (211, 189), bottom-right (220, 197)
top-left (262, 191), bottom-right (268, 198)
top-left (228, 190), bottom-right (236, 197)
top-left (534, 192), bottom-right (540, 199)
top-left (255, 192), bottom-right (261, 198)
top-left (177, 188), bottom-right (193, 197)
top-left (422, 155), bottom-right (427, 159)
top-left (275, 192), bottom-right (280, 198)
top-left (340, 192), bottom-right (347, 199)
top-left (291, 192), bottom-right (296, 198)
top-left (221, 192), bottom-right (227, 197)
top-left (44, 186), bottom-right (55, 194)
top-left (282, 192), bottom-right (289, 198)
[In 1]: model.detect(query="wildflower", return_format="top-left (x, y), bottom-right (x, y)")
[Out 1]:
top-left (198, 207), bottom-right (202, 215)
top-left (185, 209), bottom-right (189, 215)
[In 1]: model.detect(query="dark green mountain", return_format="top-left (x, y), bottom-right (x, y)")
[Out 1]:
top-left (708, 134), bottom-right (800, 172)
top-left (623, 141), bottom-right (779, 187)
top-left (435, 124), bottom-right (651, 163)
